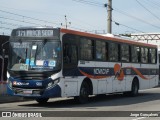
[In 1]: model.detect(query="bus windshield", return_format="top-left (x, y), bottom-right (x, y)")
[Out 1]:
top-left (8, 40), bottom-right (61, 72)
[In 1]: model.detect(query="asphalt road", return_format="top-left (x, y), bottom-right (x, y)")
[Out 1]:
top-left (1, 87), bottom-right (160, 120)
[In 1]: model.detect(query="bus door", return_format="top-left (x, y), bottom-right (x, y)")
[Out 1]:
top-left (109, 43), bottom-right (125, 93)
top-left (117, 44), bottom-right (130, 92)
top-left (62, 35), bottom-right (79, 97)
top-left (62, 35), bottom-right (78, 77)
top-left (95, 41), bottom-right (108, 94)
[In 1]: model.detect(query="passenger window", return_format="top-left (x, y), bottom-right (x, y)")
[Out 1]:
top-left (149, 48), bottom-right (156, 63)
top-left (80, 38), bottom-right (93, 60)
top-left (141, 47), bottom-right (148, 63)
top-left (121, 44), bottom-right (129, 62)
top-left (131, 46), bottom-right (138, 63)
top-left (109, 43), bottom-right (119, 61)
top-left (96, 41), bottom-right (107, 61)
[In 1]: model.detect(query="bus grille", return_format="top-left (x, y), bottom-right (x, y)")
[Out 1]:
top-left (14, 76), bottom-right (48, 80)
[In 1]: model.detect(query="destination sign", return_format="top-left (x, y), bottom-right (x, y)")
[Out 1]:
top-left (16, 29), bottom-right (54, 37)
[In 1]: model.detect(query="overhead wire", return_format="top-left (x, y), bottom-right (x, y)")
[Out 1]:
top-left (0, 9), bottom-right (63, 35)
top-left (0, 16), bottom-right (43, 26)
top-left (113, 8), bottom-right (160, 30)
top-left (135, 0), bottom-right (160, 22)
top-left (0, 8), bottom-right (104, 33)
top-left (0, 9), bottom-right (60, 26)
top-left (1, 0), bottom-right (160, 35)
top-left (143, 0), bottom-right (160, 9)
top-left (72, 0), bottom-right (104, 7)
top-left (0, 21), bottom-right (22, 27)
top-left (72, 0), bottom-right (146, 33)
top-left (146, 0), bottom-right (160, 8)
top-left (112, 20), bottom-right (145, 33)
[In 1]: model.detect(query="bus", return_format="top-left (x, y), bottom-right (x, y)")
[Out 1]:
top-left (130, 33), bottom-right (160, 83)
top-left (7, 27), bottom-right (159, 104)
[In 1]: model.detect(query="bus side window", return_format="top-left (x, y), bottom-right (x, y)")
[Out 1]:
top-left (149, 48), bottom-right (156, 63)
top-left (137, 47), bottom-right (141, 63)
top-left (108, 43), bottom-right (118, 62)
top-left (141, 47), bottom-right (148, 63)
top-left (95, 41), bottom-right (106, 61)
top-left (131, 46), bottom-right (138, 63)
top-left (80, 38), bottom-right (93, 60)
top-left (121, 44), bottom-right (129, 62)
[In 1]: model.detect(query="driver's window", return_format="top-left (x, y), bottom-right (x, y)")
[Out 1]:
top-left (63, 44), bottom-right (77, 64)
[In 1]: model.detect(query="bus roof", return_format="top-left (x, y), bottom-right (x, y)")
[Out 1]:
top-left (61, 28), bottom-right (157, 48)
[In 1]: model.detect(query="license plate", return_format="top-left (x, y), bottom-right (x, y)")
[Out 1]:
top-left (23, 90), bottom-right (32, 94)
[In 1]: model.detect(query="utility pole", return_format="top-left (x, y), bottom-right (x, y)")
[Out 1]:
top-left (107, 0), bottom-right (112, 34)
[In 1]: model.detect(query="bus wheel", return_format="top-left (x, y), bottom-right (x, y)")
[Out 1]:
top-left (123, 79), bottom-right (139, 97)
top-left (75, 81), bottom-right (89, 104)
top-left (131, 79), bottom-right (139, 97)
top-left (36, 98), bottom-right (49, 104)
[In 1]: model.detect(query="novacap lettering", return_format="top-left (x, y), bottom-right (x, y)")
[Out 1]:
top-left (94, 68), bottom-right (109, 75)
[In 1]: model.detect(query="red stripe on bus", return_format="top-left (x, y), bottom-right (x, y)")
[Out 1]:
top-left (79, 70), bottom-right (111, 79)
top-left (61, 29), bottom-right (157, 48)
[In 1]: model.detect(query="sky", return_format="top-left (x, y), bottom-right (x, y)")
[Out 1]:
top-left (0, 0), bottom-right (160, 35)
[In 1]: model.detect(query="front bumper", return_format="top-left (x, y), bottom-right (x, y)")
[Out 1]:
top-left (7, 77), bottom-right (61, 98)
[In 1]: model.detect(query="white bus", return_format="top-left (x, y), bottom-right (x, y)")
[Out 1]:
top-left (7, 27), bottom-right (159, 104)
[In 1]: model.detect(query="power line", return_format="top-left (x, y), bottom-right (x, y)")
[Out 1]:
top-left (0, 6), bottom-right (105, 32)
top-left (136, 0), bottom-right (160, 22)
top-left (0, 16), bottom-right (43, 26)
top-left (146, 0), bottom-right (160, 8)
top-left (72, 0), bottom-right (145, 33)
top-left (0, 8), bottom-right (104, 32)
top-left (112, 20), bottom-right (145, 33)
top-left (73, 0), bottom-right (160, 32)
top-left (76, 0), bottom-right (103, 5)
top-left (143, 0), bottom-right (160, 9)
top-left (114, 8), bottom-right (160, 30)
top-left (1, 1), bottom-right (159, 35)
top-left (0, 21), bottom-right (22, 27)
top-left (0, 9), bottom-right (60, 26)
top-left (72, 0), bottom-right (104, 7)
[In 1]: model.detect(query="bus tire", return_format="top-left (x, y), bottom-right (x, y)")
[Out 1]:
top-left (131, 79), bottom-right (139, 97)
top-left (36, 98), bottom-right (49, 104)
top-left (123, 79), bottom-right (139, 97)
top-left (74, 81), bottom-right (89, 104)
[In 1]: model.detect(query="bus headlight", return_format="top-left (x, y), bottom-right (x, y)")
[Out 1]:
top-left (46, 78), bottom-right (60, 89)
top-left (7, 72), bottom-right (10, 79)
top-left (8, 80), bottom-right (12, 89)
